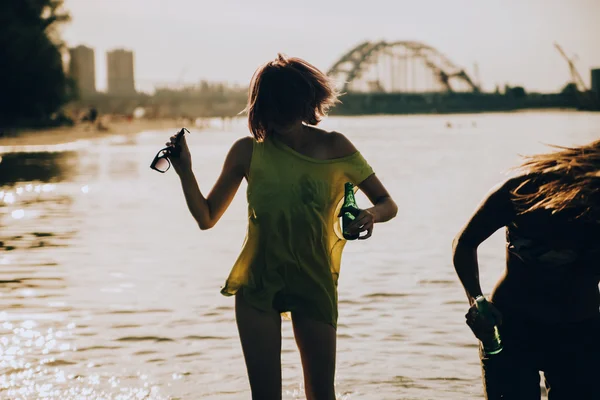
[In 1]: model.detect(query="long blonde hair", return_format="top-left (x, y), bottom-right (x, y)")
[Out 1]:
top-left (512, 139), bottom-right (600, 221)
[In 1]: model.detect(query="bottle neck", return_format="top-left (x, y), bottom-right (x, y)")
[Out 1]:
top-left (344, 190), bottom-right (357, 207)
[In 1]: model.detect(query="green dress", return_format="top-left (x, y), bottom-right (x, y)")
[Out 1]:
top-left (221, 135), bottom-right (374, 328)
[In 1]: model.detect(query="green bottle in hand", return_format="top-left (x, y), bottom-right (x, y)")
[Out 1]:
top-left (341, 182), bottom-right (361, 240)
top-left (474, 296), bottom-right (503, 355)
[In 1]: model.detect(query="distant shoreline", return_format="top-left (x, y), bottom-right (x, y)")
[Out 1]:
top-left (0, 119), bottom-right (180, 150)
top-left (0, 109), bottom-right (592, 153)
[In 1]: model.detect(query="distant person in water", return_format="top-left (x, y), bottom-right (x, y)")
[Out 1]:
top-left (452, 139), bottom-right (600, 399)
top-left (165, 54), bottom-right (398, 400)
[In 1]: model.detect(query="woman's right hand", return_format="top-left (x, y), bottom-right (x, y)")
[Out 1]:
top-left (465, 302), bottom-right (503, 342)
top-left (166, 133), bottom-right (192, 175)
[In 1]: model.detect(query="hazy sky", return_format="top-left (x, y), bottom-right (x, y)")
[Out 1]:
top-left (61, 0), bottom-right (600, 93)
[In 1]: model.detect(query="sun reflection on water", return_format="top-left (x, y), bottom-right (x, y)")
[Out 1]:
top-left (0, 317), bottom-right (167, 399)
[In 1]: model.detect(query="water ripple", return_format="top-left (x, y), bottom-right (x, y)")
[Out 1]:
top-left (116, 337), bottom-right (174, 343)
top-left (2, 114), bottom-right (584, 398)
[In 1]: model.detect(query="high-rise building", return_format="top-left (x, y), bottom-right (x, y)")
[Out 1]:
top-left (107, 49), bottom-right (136, 95)
top-left (592, 68), bottom-right (600, 95)
top-left (69, 45), bottom-right (96, 95)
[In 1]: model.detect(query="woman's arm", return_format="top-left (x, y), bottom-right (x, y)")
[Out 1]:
top-left (342, 175), bottom-right (397, 240)
top-left (359, 174), bottom-right (398, 224)
top-left (170, 135), bottom-right (253, 230)
top-left (345, 175), bottom-right (397, 239)
top-left (452, 180), bottom-right (515, 305)
top-left (328, 131), bottom-right (398, 239)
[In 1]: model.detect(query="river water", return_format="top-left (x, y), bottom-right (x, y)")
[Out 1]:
top-left (1, 111), bottom-right (598, 400)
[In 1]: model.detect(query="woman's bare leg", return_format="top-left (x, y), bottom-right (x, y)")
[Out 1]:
top-left (236, 292), bottom-right (283, 400)
top-left (292, 313), bottom-right (337, 400)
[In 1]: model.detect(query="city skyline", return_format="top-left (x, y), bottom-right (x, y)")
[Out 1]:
top-left (67, 46), bottom-right (137, 95)
top-left (61, 0), bottom-right (600, 93)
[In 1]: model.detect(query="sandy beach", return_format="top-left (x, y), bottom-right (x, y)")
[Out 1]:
top-left (0, 119), bottom-right (181, 149)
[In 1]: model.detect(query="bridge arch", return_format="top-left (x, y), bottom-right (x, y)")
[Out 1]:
top-left (328, 41), bottom-right (479, 93)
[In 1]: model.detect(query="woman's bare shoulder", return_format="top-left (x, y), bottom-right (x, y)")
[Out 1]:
top-left (226, 136), bottom-right (254, 174)
top-left (312, 128), bottom-right (358, 158)
top-left (232, 135), bottom-right (255, 150)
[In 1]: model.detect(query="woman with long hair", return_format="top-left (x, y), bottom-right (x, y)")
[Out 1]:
top-left (452, 139), bottom-right (600, 399)
top-left (165, 54), bottom-right (398, 400)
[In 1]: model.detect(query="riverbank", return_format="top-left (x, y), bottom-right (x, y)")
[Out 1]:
top-left (0, 119), bottom-right (180, 148)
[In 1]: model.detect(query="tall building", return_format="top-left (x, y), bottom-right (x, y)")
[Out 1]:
top-left (107, 49), bottom-right (136, 95)
top-left (592, 68), bottom-right (600, 95)
top-left (69, 45), bottom-right (96, 95)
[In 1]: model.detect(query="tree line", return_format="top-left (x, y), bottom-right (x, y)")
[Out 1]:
top-left (0, 0), bottom-right (73, 129)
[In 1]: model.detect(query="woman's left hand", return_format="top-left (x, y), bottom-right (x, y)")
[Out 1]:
top-left (465, 302), bottom-right (503, 342)
top-left (346, 209), bottom-right (375, 240)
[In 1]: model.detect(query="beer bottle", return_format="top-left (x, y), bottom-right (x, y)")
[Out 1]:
top-left (341, 182), bottom-right (361, 240)
top-left (474, 295), bottom-right (503, 355)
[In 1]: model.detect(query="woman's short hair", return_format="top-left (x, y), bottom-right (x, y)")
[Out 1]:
top-left (244, 54), bottom-right (339, 141)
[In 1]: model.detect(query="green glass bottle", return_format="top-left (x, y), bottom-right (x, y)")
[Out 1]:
top-left (341, 182), bottom-right (361, 240)
top-left (474, 295), bottom-right (503, 355)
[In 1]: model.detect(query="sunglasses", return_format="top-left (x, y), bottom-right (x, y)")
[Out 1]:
top-left (150, 128), bottom-right (189, 173)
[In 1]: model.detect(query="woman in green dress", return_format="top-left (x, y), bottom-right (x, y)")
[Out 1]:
top-left (166, 54), bottom-right (398, 400)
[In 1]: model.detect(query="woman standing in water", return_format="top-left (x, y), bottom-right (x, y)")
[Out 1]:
top-left (452, 140), bottom-right (600, 400)
top-left (165, 54), bottom-right (398, 400)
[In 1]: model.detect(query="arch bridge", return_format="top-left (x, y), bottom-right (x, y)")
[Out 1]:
top-left (328, 41), bottom-right (480, 94)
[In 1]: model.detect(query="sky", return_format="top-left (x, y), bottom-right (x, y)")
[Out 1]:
top-left (61, 0), bottom-right (600, 93)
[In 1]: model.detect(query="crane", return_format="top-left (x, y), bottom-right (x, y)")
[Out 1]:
top-left (554, 42), bottom-right (599, 110)
top-left (554, 43), bottom-right (587, 91)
